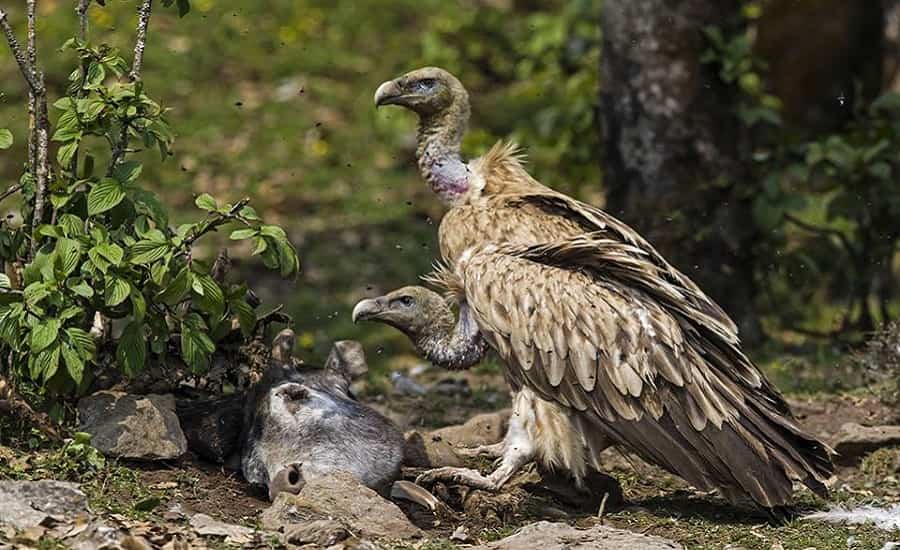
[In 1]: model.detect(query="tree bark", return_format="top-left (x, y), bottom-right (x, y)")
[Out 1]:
top-left (600, 0), bottom-right (761, 342)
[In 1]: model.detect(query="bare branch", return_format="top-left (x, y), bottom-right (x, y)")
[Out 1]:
top-left (0, 10), bottom-right (41, 93)
top-left (76, 0), bottom-right (90, 42)
top-left (0, 184), bottom-right (22, 204)
top-left (25, 0), bottom-right (35, 68)
top-left (109, 0), bottom-right (153, 173)
top-left (130, 0), bottom-right (153, 81)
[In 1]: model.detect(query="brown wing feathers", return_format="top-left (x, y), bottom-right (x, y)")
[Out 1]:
top-left (451, 240), bottom-right (832, 508)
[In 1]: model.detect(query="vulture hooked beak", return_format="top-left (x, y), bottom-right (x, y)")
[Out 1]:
top-left (352, 297), bottom-right (387, 323)
top-left (374, 79), bottom-right (404, 107)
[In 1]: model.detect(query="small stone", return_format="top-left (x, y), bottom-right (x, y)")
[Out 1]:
top-left (282, 519), bottom-right (349, 546)
top-left (391, 371), bottom-right (426, 396)
top-left (261, 471), bottom-right (422, 541)
top-left (467, 521), bottom-right (682, 549)
top-left (189, 513), bottom-right (255, 545)
top-left (0, 480), bottom-right (88, 530)
top-left (450, 525), bottom-right (470, 542)
top-left (78, 392), bottom-right (187, 460)
top-left (832, 423), bottom-right (900, 465)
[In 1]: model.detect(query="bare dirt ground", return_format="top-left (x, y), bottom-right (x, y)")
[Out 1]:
top-left (82, 379), bottom-right (900, 549)
top-left (2, 362), bottom-right (900, 549)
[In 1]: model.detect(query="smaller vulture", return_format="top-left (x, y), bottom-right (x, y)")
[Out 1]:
top-left (365, 66), bottom-right (834, 511)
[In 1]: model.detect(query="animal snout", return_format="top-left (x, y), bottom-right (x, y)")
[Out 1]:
top-left (268, 462), bottom-right (306, 501)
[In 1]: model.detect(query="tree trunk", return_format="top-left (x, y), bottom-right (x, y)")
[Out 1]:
top-left (600, 0), bottom-right (761, 342)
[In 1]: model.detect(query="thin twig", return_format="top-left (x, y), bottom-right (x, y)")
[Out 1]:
top-left (130, 0), bottom-right (153, 80)
top-left (0, 184), bottom-right (22, 204)
top-left (0, 10), bottom-right (41, 93)
top-left (183, 198), bottom-right (251, 250)
top-left (108, 0), bottom-right (153, 173)
top-left (76, 0), bottom-right (90, 42)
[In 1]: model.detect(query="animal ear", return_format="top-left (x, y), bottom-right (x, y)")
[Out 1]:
top-left (325, 340), bottom-right (368, 381)
top-left (271, 328), bottom-right (296, 363)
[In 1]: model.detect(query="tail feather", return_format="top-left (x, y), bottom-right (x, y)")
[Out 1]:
top-left (586, 388), bottom-right (833, 509)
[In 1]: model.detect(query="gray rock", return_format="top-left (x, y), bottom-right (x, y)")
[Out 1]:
top-left (78, 391), bottom-right (187, 460)
top-left (468, 521), bottom-right (683, 550)
top-left (0, 480), bottom-right (88, 529)
top-left (832, 423), bottom-right (900, 465)
top-left (260, 470), bottom-right (422, 541)
top-left (391, 371), bottom-right (426, 396)
top-left (190, 513), bottom-right (256, 545)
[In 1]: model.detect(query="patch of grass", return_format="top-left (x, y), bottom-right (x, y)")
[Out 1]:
top-left (860, 447), bottom-right (900, 478)
top-left (607, 507), bottom-right (896, 550)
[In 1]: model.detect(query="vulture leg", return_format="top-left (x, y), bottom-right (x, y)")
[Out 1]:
top-left (417, 389), bottom-right (537, 491)
top-left (415, 432), bottom-right (534, 492)
top-left (455, 440), bottom-right (506, 459)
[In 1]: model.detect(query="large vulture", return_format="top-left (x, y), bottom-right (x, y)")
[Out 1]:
top-left (362, 67), bottom-right (833, 510)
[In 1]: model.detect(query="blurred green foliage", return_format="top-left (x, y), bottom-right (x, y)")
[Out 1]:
top-left (0, 0), bottom-right (896, 390)
top-left (702, 5), bottom-right (900, 340)
top-left (0, 0), bottom-right (601, 378)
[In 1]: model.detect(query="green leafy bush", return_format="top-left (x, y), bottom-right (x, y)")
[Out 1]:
top-left (0, 1), bottom-right (298, 401)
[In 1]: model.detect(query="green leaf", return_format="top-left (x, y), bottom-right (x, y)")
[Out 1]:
top-left (24, 282), bottom-right (51, 308)
top-left (157, 267), bottom-right (190, 305)
top-left (0, 274), bottom-right (11, 289)
top-left (88, 178), bottom-right (126, 216)
top-left (130, 239), bottom-right (170, 265)
top-left (239, 205), bottom-right (260, 220)
top-left (66, 278), bottom-right (94, 298)
top-left (0, 129), bottom-right (12, 149)
top-left (61, 343), bottom-right (85, 384)
top-left (130, 284), bottom-right (146, 321)
top-left (31, 318), bottom-right (61, 353)
top-left (176, 0), bottom-right (191, 17)
top-left (180, 315), bottom-right (215, 372)
top-left (56, 238), bottom-right (82, 276)
top-left (57, 140), bottom-right (79, 167)
top-left (84, 62), bottom-right (106, 89)
top-left (195, 193), bottom-right (217, 212)
top-left (150, 262), bottom-right (168, 286)
top-left (95, 242), bottom-right (124, 266)
top-left (229, 228), bottom-right (257, 240)
top-left (117, 321), bottom-right (146, 375)
top-left (231, 298), bottom-right (256, 337)
top-left (193, 274), bottom-right (225, 318)
top-left (274, 238), bottom-right (300, 278)
top-left (105, 276), bottom-right (130, 307)
top-left (66, 327), bottom-right (96, 359)
top-left (53, 114), bottom-right (82, 144)
top-left (33, 343), bottom-right (60, 382)
top-left (260, 225), bottom-right (287, 239)
top-left (131, 189), bottom-right (169, 226)
top-left (112, 161), bottom-right (142, 184)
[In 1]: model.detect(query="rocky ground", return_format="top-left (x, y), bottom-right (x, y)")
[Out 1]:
top-left (2, 361), bottom-right (900, 549)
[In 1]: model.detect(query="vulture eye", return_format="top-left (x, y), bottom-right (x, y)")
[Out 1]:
top-left (415, 78), bottom-right (437, 93)
top-left (395, 296), bottom-right (415, 307)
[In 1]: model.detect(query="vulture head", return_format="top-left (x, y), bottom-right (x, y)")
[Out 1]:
top-left (353, 285), bottom-right (488, 371)
top-left (352, 286), bottom-right (453, 338)
top-left (374, 67), bottom-right (468, 119)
